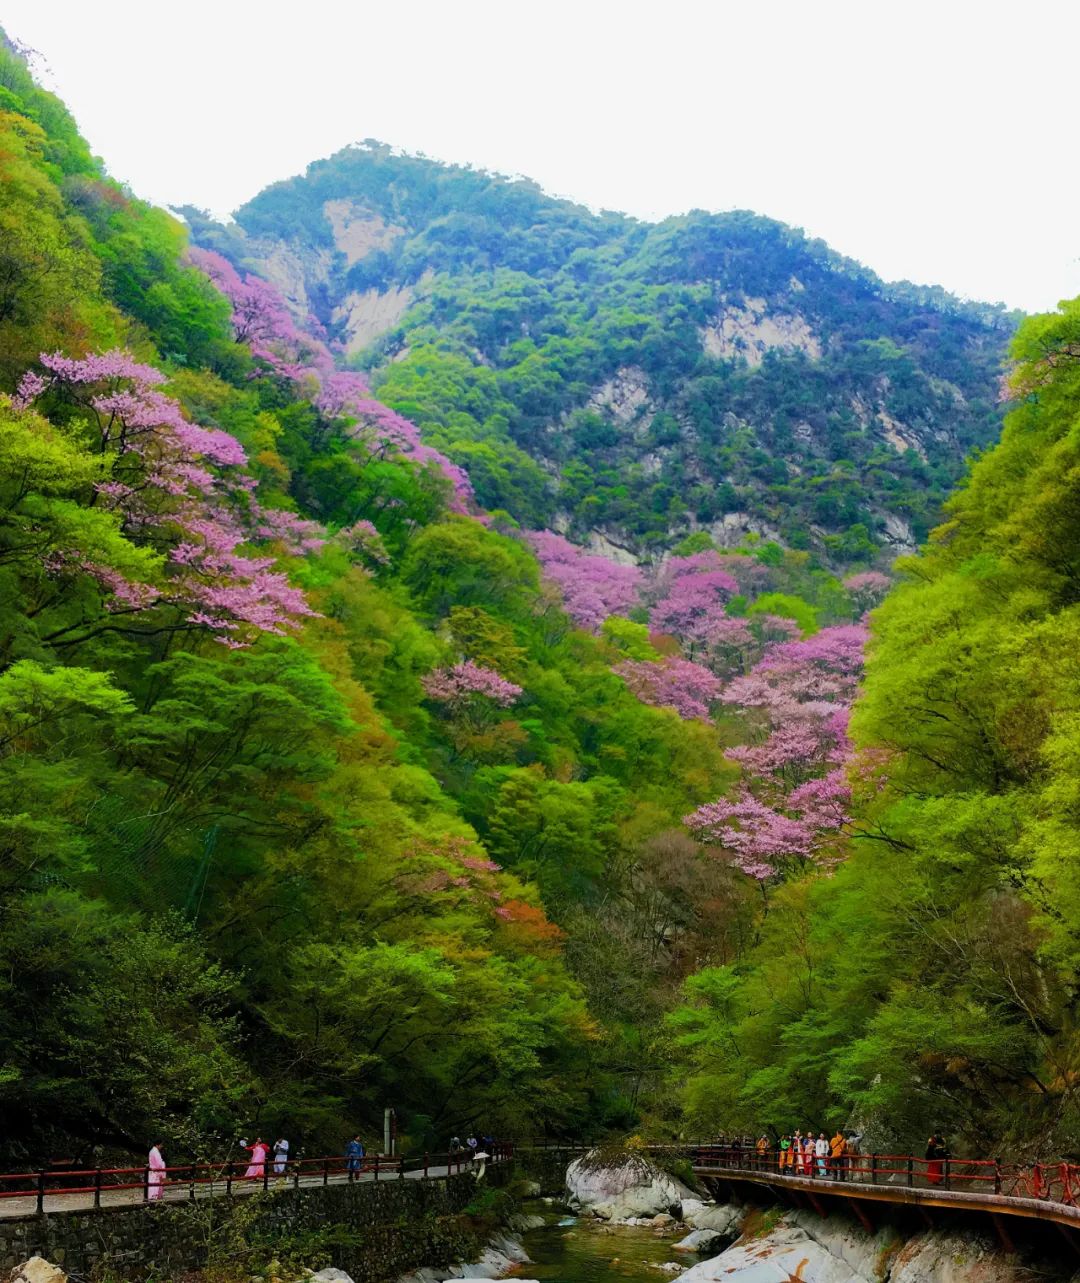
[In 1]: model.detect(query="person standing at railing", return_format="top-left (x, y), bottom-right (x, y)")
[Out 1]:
top-left (345, 1135), bottom-right (365, 1176)
top-left (779, 1133), bottom-right (792, 1172)
top-left (147, 1142), bottom-right (166, 1201)
top-left (926, 1133), bottom-right (948, 1186)
top-left (242, 1138), bottom-right (268, 1179)
top-left (755, 1134), bottom-right (769, 1171)
top-left (273, 1137), bottom-right (289, 1176)
top-left (830, 1130), bottom-right (846, 1180)
top-left (815, 1132), bottom-right (829, 1177)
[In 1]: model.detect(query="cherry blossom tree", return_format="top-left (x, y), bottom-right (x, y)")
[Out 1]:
top-left (189, 248), bottom-right (473, 512)
top-left (843, 570), bottom-right (891, 614)
top-left (526, 531), bottom-right (643, 630)
top-left (615, 657), bottom-right (722, 721)
top-left (16, 349), bottom-right (319, 646)
top-left (422, 660), bottom-right (523, 710)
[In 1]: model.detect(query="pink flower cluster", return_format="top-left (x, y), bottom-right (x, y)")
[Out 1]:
top-left (843, 570), bottom-right (891, 613)
top-left (615, 657), bottom-right (722, 721)
top-left (684, 624), bottom-right (869, 879)
top-left (20, 349), bottom-right (320, 644)
top-left (188, 247), bottom-right (472, 513)
top-left (525, 531), bottom-right (643, 631)
top-left (422, 661), bottom-right (523, 709)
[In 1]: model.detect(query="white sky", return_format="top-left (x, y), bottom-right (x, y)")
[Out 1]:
top-left (4, 0), bottom-right (1078, 313)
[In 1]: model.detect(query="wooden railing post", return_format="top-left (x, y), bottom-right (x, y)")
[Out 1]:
top-left (36, 1171), bottom-right (45, 1216)
top-left (190, 1163), bottom-right (197, 1201)
top-left (226, 1160), bottom-right (233, 1196)
top-left (943, 1157), bottom-right (951, 1191)
top-left (907, 1156), bottom-right (913, 1187)
top-left (870, 1154), bottom-right (878, 1185)
top-left (143, 1166), bottom-right (150, 1202)
top-left (399, 1153), bottom-right (404, 1181)
top-left (423, 1153), bottom-right (429, 1178)
top-left (994, 1158), bottom-right (1002, 1195)
top-left (323, 1158), bottom-right (330, 1186)
top-left (374, 1155), bottom-right (380, 1182)
top-left (94, 1167), bottom-right (102, 1209)
top-left (262, 1158), bottom-right (269, 1193)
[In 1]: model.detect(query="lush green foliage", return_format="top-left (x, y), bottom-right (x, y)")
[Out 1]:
top-left (189, 143), bottom-right (1015, 560)
top-left (0, 41), bottom-right (746, 1160)
top-left (671, 302), bottom-right (1080, 1156)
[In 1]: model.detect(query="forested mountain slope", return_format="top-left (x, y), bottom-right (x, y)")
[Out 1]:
top-left (4, 25), bottom-right (1067, 1172)
top-left (185, 143), bottom-right (1016, 561)
top-left (671, 301), bottom-right (1080, 1157)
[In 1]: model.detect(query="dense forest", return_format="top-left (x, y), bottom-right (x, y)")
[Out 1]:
top-left (4, 26), bottom-right (1080, 1173)
top-left (185, 142), bottom-right (1016, 561)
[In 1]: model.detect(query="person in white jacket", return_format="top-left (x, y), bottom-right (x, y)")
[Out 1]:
top-left (814, 1132), bottom-right (829, 1177)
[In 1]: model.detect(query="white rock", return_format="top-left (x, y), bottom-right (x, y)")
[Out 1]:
top-left (12, 1261), bottom-right (67, 1283)
top-left (679, 1224), bottom-right (863, 1283)
top-left (520, 1179), bottom-right (542, 1196)
top-left (673, 1230), bottom-right (729, 1254)
top-left (566, 1151), bottom-right (694, 1221)
top-left (682, 1203), bottom-right (743, 1235)
top-left (311, 1272), bottom-right (354, 1283)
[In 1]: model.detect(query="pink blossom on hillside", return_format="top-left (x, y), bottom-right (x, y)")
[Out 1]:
top-left (843, 570), bottom-right (891, 612)
top-left (422, 661), bottom-right (523, 709)
top-left (615, 657), bottom-right (722, 721)
top-left (526, 531), bottom-right (643, 630)
top-left (684, 770), bottom-right (851, 881)
top-left (649, 569), bottom-right (739, 645)
top-left (188, 248), bottom-right (472, 512)
top-left (20, 349), bottom-right (320, 644)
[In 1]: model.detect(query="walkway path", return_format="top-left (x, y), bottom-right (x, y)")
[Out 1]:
top-left (0, 1156), bottom-right (499, 1220)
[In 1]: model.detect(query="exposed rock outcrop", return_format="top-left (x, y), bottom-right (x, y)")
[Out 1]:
top-left (701, 296), bottom-right (822, 367)
top-left (565, 1151), bottom-right (695, 1221)
top-left (683, 1209), bottom-right (1035, 1283)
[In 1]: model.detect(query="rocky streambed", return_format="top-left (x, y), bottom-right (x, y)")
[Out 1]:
top-left (555, 1150), bottom-right (1080, 1283)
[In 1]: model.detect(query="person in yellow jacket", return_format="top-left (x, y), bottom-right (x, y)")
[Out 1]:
top-left (829, 1130), bottom-right (846, 1181)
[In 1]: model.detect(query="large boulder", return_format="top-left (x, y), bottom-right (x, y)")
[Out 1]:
top-left (566, 1151), bottom-right (695, 1221)
top-left (679, 1224), bottom-right (865, 1283)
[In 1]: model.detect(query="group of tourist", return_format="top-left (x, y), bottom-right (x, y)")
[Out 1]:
top-left (144, 1135), bottom-right (364, 1201)
top-left (772, 1130), bottom-right (857, 1179)
top-left (448, 1133), bottom-right (492, 1157)
top-left (720, 1130), bottom-right (952, 1186)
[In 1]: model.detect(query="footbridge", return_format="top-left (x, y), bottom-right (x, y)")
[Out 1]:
top-left (684, 1144), bottom-right (1080, 1246)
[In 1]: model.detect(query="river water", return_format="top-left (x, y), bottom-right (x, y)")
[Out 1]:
top-left (519, 1209), bottom-right (683, 1283)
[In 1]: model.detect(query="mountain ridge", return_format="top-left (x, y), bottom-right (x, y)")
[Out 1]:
top-left (183, 142), bottom-right (1017, 564)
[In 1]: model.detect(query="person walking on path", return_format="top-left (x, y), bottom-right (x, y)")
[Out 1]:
top-left (830, 1129), bottom-right (846, 1180)
top-left (147, 1143), bottom-right (166, 1201)
top-left (273, 1137), bottom-right (289, 1176)
top-left (243, 1138), bottom-right (268, 1180)
top-left (345, 1135), bottom-right (365, 1177)
top-left (755, 1133), bottom-right (769, 1171)
top-left (926, 1133), bottom-right (948, 1186)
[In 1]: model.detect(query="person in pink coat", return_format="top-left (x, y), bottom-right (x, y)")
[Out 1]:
top-left (243, 1138), bottom-right (269, 1179)
top-left (147, 1143), bottom-right (166, 1200)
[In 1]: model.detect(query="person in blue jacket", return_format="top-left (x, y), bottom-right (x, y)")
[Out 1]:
top-left (345, 1135), bottom-right (365, 1176)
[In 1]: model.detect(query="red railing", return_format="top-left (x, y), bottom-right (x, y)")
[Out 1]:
top-left (0, 1143), bottom-right (514, 1216)
top-left (686, 1143), bottom-right (1080, 1208)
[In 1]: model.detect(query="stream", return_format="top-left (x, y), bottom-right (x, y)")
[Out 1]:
top-left (518, 1208), bottom-right (683, 1283)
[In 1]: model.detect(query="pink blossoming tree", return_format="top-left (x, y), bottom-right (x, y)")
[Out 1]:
top-left (16, 349), bottom-right (319, 646)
